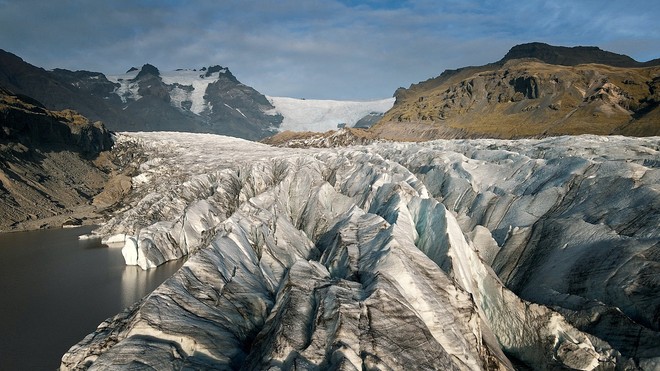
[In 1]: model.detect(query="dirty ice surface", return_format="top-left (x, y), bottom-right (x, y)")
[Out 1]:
top-left (62, 132), bottom-right (659, 370)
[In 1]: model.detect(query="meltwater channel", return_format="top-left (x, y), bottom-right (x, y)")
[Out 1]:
top-left (0, 226), bottom-right (184, 370)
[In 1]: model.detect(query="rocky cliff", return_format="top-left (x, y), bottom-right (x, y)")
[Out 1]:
top-left (0, 87), bottom-right (113, 230)
top-left (500, 42), bottom-right (660, 68)
top-left (0, 50), bottom-right (282, 140)
top-left (374, 43), bottom-right (660, 140)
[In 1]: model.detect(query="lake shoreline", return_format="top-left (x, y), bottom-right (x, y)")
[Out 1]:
top-left (0, 203), bottom-right (107, 234)
top-left (0, 225), bottom-right (185, 369)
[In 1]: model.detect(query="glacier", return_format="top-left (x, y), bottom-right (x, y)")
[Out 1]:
top-left (62, 132), bottom-right (659, 370)
top-left (267, 96), bottom-right (395, 132)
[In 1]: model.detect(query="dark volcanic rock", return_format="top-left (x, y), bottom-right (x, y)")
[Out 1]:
top-left (510, 76), bottom-right (540, 100)
top-left (501, 42), bottom-right (659, 67)
top-left (203, 72), bottom-right (282, 139)
top-left (353, 111), bottom-right (384, 128)
top-left (134, 63), bottom-right (160, 80)
top-left (50, 68), bottom-right (118, 98)
top-left (0, 87), bottom-right (112, 155)
top-left (204, 65), bottom-right (229, 78)
top-left (0, 50), bottom-right (127, 129)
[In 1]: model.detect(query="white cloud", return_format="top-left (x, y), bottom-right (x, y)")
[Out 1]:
top-left (0, 0), bottom-right (658, 99)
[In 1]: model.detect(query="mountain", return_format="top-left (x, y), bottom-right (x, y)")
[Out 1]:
top-left (0, 50), bottom-right (127, 129)
top-left (61, 131), bottom-right (660, 369)
top-left (500, 42), bottom-right (660, 67)
top-left (106, 64), bottom-right (282, 138)
top-left (372, 42), bottom-right (660, 140)
top-left (0, 49), bottom-right (282, 140)
top-left (0, 87), bottom-right (113, 230)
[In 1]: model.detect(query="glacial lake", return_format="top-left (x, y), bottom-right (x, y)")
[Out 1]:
top-left (0, 226), bottom-right (185, 370)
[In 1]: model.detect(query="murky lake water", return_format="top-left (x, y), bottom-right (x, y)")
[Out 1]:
top-left (0, 226), bottom-right (184, 370)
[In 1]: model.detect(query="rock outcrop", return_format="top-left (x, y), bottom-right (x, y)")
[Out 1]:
top-left (500, 42), bottom-right (659, 68)
top-left (0, 87), bottom-right (113, 230)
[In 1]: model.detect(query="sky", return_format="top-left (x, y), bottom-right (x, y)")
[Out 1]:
top-left (1, 0), bottom-right (659, 100)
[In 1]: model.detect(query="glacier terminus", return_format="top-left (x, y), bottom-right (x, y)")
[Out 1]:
top-left (61, 132), bottom-right (659, 370)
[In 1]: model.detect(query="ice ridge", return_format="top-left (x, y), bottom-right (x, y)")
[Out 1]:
top-left (61, 132), bottom-right (660, 370)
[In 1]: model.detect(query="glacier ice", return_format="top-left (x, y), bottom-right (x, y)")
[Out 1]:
top-left (267, 96), bottom-right (395, 132)
top-left (62, 132), bottom-right (660, 370)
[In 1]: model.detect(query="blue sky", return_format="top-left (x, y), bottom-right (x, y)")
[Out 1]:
top-left (1, 0), bottom-right (658, 99)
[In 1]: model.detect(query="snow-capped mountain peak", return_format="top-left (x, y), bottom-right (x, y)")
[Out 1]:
top-left (102, 62), bottom-right (281, 140)
top-left (107, 65), bottom-right (230, 114)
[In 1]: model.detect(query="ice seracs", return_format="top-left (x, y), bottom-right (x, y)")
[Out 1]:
top-left (62, 132), bottom-right (660, 370)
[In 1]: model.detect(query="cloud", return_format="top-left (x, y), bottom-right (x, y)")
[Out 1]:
top-left (0, 0), bottom-right (658, 99)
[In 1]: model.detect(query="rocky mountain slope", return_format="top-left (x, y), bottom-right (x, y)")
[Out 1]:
top-left (61, 132), bottom-right (659, 370)
top-left (0, 50), bottom-right (282, 140)
top-left (373, 43), bottom-right (660, 140)
top-left (0, 87), bottom-right (113, 230)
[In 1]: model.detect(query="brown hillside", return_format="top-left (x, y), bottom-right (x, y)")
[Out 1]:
top-left (372, 43), bottom-right (660, 141)
top-left (374, 59), bottom-right (659, 140)
top-left (0, 87), bottom-right (114, 230)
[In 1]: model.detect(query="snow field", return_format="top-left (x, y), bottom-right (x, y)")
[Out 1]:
top-left (267, 96), bottom-right (395, 132)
